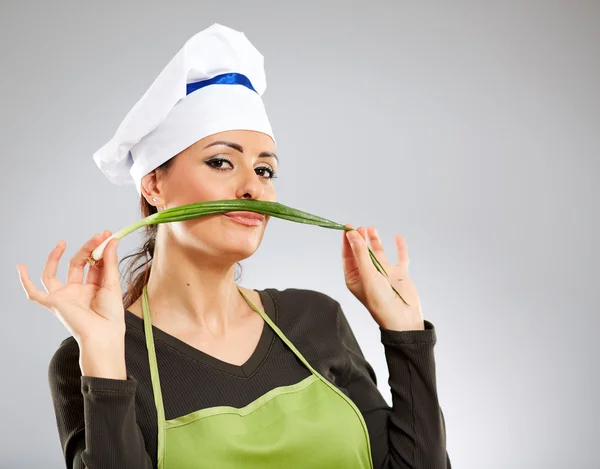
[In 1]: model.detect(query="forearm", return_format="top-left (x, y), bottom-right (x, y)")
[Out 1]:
top-left (381, 320), bottom-right (449, 468)
top-left (49, 337), bottom-right (154, 469)
top-left (78, 376), bottom-right (154, 468)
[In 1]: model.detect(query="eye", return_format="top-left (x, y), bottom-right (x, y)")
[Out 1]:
top-left (256, 166), bottom-right (277, 179)
top-left (206, 157), bottom-right (233, 171)
top-left (205, 157), bottom-right (278, 180)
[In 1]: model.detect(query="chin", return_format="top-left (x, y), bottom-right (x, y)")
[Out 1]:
top-left (219, 231), bottom-right (263, 256)
top-left (222, 245), bottom-right (260, 264)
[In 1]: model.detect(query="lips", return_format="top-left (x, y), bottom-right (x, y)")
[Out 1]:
top-left (224, 211), bottom-right (265, 221)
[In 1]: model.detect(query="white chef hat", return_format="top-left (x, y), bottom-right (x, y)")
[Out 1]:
top-left (92, 23), bottom-right (275, 195)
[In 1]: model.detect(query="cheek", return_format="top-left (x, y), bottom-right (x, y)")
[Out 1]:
top-left (263, 185), bottom-right (277, 202)
top-left (171, 215), bottom-right (223, 246)
top-left (169, 172), bottom-right (227, 203)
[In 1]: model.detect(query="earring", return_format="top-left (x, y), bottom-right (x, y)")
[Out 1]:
top-left (152, 197), bottom-right (158, 202)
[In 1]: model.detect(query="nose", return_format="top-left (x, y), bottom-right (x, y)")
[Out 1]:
top-left (235, 168), bottom-right (266, 201)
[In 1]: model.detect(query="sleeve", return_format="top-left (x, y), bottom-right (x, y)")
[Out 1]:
top-left (334, 302), bottom-right (451, 469)
top-left (47, 337), bottom-right (154, 469)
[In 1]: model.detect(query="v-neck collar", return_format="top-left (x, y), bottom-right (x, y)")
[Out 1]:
top-left (124, 288), bottom-right (277, 378)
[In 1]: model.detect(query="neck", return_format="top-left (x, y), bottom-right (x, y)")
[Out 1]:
top-left (141, 231), bottom-right (247, 337)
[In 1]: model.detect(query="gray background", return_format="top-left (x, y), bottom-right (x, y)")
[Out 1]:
top-left (1, 1), bottom-right (598, 468)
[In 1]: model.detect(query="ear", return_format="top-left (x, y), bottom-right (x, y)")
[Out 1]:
top-left (140, 171), bottom-right (161, 204)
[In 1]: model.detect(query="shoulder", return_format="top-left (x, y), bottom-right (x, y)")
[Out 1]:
top-left (48, 336), bottom-right (81, 385)
top-left (49, 336), bottom-right (79, 365)
top-left (263, 288), bottom-right (358, 381)
top-left (262, 287), bottom-right (345, 332)
top-left (265, 287), bottom-right (341, 312)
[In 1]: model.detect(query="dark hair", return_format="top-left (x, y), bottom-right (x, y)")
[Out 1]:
top-left (119, 157), bottom-right (243, 310)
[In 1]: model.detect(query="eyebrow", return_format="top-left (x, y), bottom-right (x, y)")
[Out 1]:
top-left (202, 140), bottom-right (278, 163)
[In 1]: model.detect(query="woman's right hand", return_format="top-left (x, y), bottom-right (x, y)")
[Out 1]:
top-left (17, 231), bottom-right (127, 378)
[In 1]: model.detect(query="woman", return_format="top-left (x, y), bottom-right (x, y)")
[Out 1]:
top-left (17, 24), bottom-right (451, 468)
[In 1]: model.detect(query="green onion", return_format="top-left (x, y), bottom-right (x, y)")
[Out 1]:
top-left (87, 199), bottom-right (409, 306)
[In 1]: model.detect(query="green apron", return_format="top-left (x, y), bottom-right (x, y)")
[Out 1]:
top-left (141, 284), bottom-right (374, 469)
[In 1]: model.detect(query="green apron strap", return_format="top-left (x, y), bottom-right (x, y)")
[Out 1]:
top-left (236, 287), bottom-right (372, 457)
top-left (142, 284), bottom-right (167, 469)
top-left (236, 287), bottom-right (321, 375)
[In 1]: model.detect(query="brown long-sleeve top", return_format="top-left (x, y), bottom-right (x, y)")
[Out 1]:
top-left (48, 287), bottom-right (451, 468)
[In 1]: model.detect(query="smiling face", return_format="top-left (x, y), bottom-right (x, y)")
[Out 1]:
top-left (141, 129), bottom-right (278, 264)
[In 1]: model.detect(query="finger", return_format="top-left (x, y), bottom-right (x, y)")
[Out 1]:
top-left (357, 226), bottom-right (377, 266)
top-left (40, 241), bottom-right (66, 294)
top-left (347, 226), bottom-right (376, 274)
top-left (86, 230), bottom-right (111, 286)
top-left (17, 264), bottom-right (50, 307)
top-left (102, 237), bottom-right (121, 291)
top-left (367, 226), bottom-right (389, 265)
top-left (395, 234), bottom-right (410, 267)
top-left (342, 224), bottom-right (359, 274)
top-left (356, 226), bottom-right (368, 242)
top-left (67, 234), bottom-right (102, 284)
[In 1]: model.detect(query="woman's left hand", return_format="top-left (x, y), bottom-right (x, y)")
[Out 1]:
top-left (342, 224), bottom-right (425, 331)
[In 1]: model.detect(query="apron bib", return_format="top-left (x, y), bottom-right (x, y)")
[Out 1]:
top-left (141, 284), bottom-right (373, 469)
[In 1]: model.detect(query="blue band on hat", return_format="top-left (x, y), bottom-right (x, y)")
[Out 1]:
top-left (186, 73), bottom-right (257, 95)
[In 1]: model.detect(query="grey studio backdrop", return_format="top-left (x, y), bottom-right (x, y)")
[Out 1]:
top-left (1, 1), bottom-right (598, 468)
